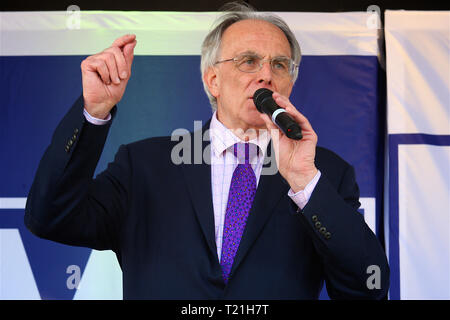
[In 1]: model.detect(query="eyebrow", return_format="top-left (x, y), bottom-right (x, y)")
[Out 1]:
top-left (236, 50), bottom-right (291, 59)
top-left (237, 50), bottom-right (260, 57)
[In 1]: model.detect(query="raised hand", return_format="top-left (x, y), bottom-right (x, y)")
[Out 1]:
top-left (81, 34), bottom-right (137, 119)
top-left (260, 92), bottom-right (318, 192)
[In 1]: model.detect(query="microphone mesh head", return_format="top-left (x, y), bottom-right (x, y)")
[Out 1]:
top-left (253, 88), bottom-right (273, 113)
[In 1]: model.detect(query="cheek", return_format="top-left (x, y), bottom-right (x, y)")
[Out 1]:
top-left (219, 72), bottom-right (241, 95)
top-left (218, 71), bottom-right (256, 109)
top-left (223, 78), bottom-right (250, 100)
top-left (280, 81), bottom-right (294, 97)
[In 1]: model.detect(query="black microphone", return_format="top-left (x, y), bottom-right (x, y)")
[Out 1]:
top-left (253, 88), bottom-right (303, 140)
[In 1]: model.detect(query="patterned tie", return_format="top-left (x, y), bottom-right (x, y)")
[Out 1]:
top-left (220, 143), bottom-right (257, 284)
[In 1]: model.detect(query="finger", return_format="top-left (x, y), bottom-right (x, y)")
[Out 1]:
top-left (272, 93), bottom-right (314, 131)
top-left (111, 34), bottom-right (136, 48)
top-left (87, 58), bottom-right (111, 85)
top-left (101, 52), bottom-right (121, 85)
top-left (123, 40), bottom-right (137, 70)
top-left (271, 92), bottom-right (284, 108)
top-left (260, 113), bottom-right (277, 131)
top-left (273, 94), bottom-right (318, 143)
top-left (260, 113), bottom-right (274, 133)
top-left (260, 114), bottom-right (284, 157)
top-left (105, 46), bottom-right (128, 79)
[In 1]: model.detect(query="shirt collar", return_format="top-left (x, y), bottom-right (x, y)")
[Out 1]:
top-left (209, 111), bottom-right (271, 158)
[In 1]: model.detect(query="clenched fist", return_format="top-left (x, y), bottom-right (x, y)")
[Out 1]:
top-left (81, 34), bottom-right (137, 119)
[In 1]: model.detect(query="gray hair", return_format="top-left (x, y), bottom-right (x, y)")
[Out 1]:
top-left (200, 2), bottom-right (302, 111)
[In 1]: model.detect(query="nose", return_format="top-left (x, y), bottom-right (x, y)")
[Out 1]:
top-left (257, 60), bottom-right (272, 85)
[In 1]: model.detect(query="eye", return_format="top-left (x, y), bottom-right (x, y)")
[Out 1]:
top-left (242, 57), bottom-right (256, 65)
top-left (272, 59), bottom-right (289, 70)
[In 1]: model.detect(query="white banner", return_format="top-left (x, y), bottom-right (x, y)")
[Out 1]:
top-left (0, 11), bottom-right (380, 56)
top-left (385, 10), bottom-right (450, 300)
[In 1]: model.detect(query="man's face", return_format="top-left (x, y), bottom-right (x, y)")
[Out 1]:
top-left (206, 19), bottom-right (295, 132)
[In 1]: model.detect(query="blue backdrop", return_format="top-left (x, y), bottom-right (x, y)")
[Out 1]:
top-left (1, 54), bottom-right (384, 299)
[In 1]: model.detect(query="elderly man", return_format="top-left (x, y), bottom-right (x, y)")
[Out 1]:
top-left (25, 3), bottom-right (389, 299)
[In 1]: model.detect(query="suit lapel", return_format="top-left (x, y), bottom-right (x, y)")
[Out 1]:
top-left (180, 120), bottom-right (218, 262)
top-left (230, 142), bottom-right (290, 278)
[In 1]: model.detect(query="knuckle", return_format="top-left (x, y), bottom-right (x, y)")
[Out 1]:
top-left (105, 51), bottom-right (115, 61)
top-left (110, 46), bottom-right (121, 54)
top-left (93, 58), bottom-right (104, 68)
top-left (81, 56), bottom-right (95, 66)
top-left (98, 51), bottom-right (113, 63)
top-left (90, 53), bottom-right (101, 61)
top-left (89, 59), bottom-right (100, 69)
top-left (105, 47), bottom-right (118, 55)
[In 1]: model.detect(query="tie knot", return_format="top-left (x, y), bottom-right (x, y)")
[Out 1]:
top-left (233, 143), bottom-right (259, 164)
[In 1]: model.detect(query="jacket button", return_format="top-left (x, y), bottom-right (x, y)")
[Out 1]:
top-left (74, 128), bottom-right (79, 134)
top-left (319, 227), bottom-right (327, 234)
top-left (325, 232), bottom-right (331, 239)
top-left (65, 145), bottom-right (70, 153)
top-left (72, 134), bottom-right (77, 140)
top-left (312, 215), bottom-right (318, 222)
top-left (314, 221), bottom-right (321, 229)
top-left (68, 139), bottom-right (73, 146)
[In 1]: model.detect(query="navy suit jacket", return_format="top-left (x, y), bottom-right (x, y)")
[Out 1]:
top-left (25, 96), bottom-right (389, 299)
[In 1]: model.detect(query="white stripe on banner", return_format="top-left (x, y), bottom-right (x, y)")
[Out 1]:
top-left (0, 11), bottom-right (380, 56)
top-left (0, 198), bottom-right (27, 209)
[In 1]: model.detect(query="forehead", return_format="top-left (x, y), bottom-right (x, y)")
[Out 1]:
top-left (220, 19), bottom-right (292, 57)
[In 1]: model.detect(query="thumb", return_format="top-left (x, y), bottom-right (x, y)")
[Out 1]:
top-left (124, 40), bottom-right (137, 69)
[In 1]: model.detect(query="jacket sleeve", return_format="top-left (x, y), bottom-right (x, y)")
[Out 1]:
top-left (24, 96), bottom-right (130, 252)
top-left (298, 159), bottom-right (390, 300)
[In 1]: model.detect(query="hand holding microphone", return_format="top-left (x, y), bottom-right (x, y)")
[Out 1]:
top-left (253, 88), bottom-right (302, 140)
top-left (255, 88), bottom-right (318, 193)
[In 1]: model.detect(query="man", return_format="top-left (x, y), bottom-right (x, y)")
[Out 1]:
top-left (25, 3), bottom-right (389, 299)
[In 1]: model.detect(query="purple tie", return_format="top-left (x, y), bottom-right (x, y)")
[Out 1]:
top-left (220, 143), bottom-right (257, 283)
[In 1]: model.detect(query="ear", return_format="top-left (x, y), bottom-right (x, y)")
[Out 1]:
top-left (203, 66), bottom-right (220, 98)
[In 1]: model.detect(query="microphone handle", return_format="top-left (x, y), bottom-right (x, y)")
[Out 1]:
top-left (261, 99), bottom-right (303, 140)
top-left (274, 112), bottom-right (303, 140)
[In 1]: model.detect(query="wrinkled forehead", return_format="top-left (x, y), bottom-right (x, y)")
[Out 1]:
top-left (219, 19), bottom-right (292, 58)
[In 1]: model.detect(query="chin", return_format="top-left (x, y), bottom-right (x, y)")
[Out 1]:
top-left (243, 109), bottom-right (266, 129)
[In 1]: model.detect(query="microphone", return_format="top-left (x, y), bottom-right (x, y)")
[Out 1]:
top-left (253, 88), bottom-right (303, 140)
